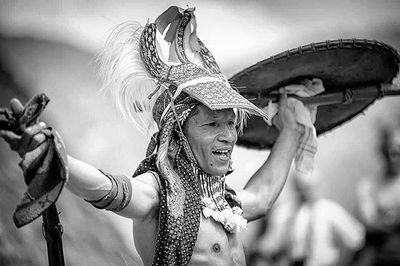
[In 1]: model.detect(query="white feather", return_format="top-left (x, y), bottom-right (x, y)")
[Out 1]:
top-left (95, 22), bottom-right (161, 135)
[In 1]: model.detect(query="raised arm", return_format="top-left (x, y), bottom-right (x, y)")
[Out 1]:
top-left (237, 93), bottom-right (303, 221)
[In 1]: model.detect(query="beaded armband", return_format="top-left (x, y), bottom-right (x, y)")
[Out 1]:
top-left (85, 170), bottom-right (132, 212)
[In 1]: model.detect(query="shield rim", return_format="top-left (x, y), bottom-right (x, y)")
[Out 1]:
top-left (229, 38), bottom-right (400, 149)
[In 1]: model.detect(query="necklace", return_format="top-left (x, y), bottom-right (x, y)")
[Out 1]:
top-left (194, 167), bottom-right (247, 233)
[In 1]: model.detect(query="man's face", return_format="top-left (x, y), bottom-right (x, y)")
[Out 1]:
top-left (184, 105), bottom-right (238, 176)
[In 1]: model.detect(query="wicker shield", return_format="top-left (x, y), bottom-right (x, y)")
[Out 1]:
top-left (229, 39), bottom-right (400, 149)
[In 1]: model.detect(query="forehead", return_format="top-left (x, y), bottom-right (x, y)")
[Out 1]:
top-left (190, 104), bottom-right (235, 121)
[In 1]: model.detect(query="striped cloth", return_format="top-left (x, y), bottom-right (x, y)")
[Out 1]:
top-left (263, 78), bottom-right (324, 175)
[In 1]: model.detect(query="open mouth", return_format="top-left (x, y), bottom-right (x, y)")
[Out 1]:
top-left (212, 149), bottom-right (231, 160)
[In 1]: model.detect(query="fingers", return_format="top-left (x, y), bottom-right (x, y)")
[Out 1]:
top-left (271, 115), bottom-right (282, 131)
top-left (0, 130), bottom-right (22, 151)
top-left (1, 122), bottom-right (48, 157)
top-left (273, 90), bottom-right (301, 132)
top-left (20, 141), bottom-right (50, 184)
top-left (10, 98), bottom-right (24, 117)
top-left (20, 123), bottom-right (48, 153)
top-left (279, 90), bottom-right (288, 111)
top-left (279, 89), bottom-right (287, 102)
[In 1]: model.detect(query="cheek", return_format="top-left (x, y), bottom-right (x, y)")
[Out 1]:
top-left (193, 137), bottom-right (211, 158)
top-left (233, 129), bottom-right (238, 142)
top-left (189, 135), bottom-right (214, 164)
top-left (186, 132), bottom-right (207, 156)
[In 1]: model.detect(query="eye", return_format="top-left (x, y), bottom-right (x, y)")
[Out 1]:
top-left (228, 120), bottom-right (238, 129)
top-left (205, 122), bottom-right (217, 127)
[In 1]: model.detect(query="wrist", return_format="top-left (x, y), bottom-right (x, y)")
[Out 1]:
top-left (280, 124), bottom-right (303, 141)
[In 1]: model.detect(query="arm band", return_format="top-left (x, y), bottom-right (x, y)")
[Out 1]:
top-left (85, 170), bottom-right (132, 212)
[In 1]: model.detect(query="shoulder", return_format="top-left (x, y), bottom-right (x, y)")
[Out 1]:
top-left (134, 171), bottom-right (161, 193)
top-left (119, 171), bottom-right (161, 221)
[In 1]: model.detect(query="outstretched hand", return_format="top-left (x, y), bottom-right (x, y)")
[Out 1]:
top-left (0, 98), bottom-right (48, 157)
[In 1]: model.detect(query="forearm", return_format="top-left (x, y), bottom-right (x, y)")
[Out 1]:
top-left (244, 128), bottom-right (300, 213)
top-left (66, 155), bottom-right (111, 201)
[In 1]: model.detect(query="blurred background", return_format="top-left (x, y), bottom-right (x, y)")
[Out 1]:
top-left (0, 0), bottom-right (399, 265)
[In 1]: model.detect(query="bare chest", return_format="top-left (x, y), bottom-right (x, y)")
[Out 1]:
top-left (133, 216), bottom-right (246, 266)
top-left (189, 216), bottom-right (246, 266)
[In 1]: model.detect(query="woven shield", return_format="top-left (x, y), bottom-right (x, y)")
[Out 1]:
top-left (229, 39), bottom-right (400, 149)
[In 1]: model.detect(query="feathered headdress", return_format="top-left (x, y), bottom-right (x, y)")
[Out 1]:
top-left (97, 6), bottom-right (268, 135)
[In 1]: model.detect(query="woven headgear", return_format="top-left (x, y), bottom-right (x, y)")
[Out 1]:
top-left (141, 6), bottom-right (268, 125)
top-left (97, 6), bottom-right (268, 132)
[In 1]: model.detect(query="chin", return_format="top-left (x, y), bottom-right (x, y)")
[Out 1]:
top-left (199, 161), bottom-right (230, 176)
top-left (206, 167), bottom-right (229, 176)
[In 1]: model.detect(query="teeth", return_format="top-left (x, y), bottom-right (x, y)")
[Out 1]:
top-left (213, 150), bottom-right (230, 158)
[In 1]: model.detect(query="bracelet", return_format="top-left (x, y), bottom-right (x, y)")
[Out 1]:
top-left (85, 170), bottom-right (132, 212)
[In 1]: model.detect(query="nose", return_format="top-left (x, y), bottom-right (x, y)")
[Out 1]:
top-left (217, 125), bottom-right (237, 143)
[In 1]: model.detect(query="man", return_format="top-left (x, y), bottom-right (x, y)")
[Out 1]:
top-left (251, 170), bottom-right (365, 266)
top-left (355, 122), bottom-right (400, 266)
top-left (1, 6), bottom-right (305, 265)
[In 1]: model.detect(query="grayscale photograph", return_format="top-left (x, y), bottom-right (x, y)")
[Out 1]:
top-left (0, 1), bottom-right (399, 265)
